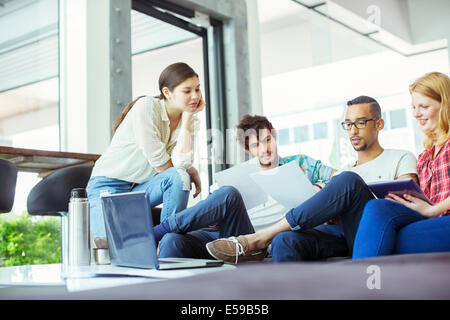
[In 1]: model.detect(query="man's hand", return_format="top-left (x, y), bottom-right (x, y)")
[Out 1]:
top-left (396, 173), bottom-right (419, 185)
top-left (324, 216), bottom-right (342, 225)
top-left (313, 182), bottom-right (325, 192)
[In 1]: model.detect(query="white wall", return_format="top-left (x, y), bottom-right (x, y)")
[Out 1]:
top-left (332, 0), bottom-right (412, 43)
top-left (407, 0), bottom-right (450, 44)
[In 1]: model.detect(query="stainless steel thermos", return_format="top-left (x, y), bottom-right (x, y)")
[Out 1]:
top-left (62, 188), bottom-right (91, 267)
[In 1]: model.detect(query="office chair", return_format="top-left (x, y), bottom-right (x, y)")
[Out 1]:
top-left (0, 159), bottom-right (18, 214)
top-left (27, 165), bottom-right (161, 223)
top-left (27, 165), bottom-right (93, 262)
top-left (27, 165), bottom-right (93, 217)
top-left (26, 165), bottom-right (161, 263)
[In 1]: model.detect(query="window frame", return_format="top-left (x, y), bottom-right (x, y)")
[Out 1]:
top-left (132, 0), bottom-right (227, 187)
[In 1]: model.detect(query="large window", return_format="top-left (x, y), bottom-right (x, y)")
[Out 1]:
top-left (258, 0), bottom-right (449, 169)
top-left (0, 0), bottom-right (60, 215)
top-left (131, 1), bottom-right (226, 204)
top-left (293, 125), bottom-right (309, 143)
top-left (313, 122), bottom-right (328, 140)
top-left (0, 0), bottom-right (59, 150)
top-left (278, 128), bottom-right (291, 146)
top-left (131, 9), bottom-right (207, 205)
top-left (390, 109), bottom-right (407, 130)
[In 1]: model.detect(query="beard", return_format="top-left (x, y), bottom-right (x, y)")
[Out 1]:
top-left (259, 154), bottom-right (275, 168)
top-left (350, 136), bottom-right (370, 151)
top-left (259, 160), bottom-right (273, 168)
top-left (352, 143), bottom-right (368, 151)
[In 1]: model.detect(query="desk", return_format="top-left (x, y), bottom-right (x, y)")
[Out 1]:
top-left (0, 263), bottom-right (235, 297)
top-left (0, 146), bottom-right (100, 177)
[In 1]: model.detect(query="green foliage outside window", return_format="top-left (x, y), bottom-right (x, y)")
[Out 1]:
top-left (0, 213), bottom-right (61, 267)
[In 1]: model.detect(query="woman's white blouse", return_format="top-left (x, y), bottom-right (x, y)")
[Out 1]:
top-left (91, 96), bottom-right (200, 183)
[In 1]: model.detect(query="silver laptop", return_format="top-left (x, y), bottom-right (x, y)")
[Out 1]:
top-left (100, 191), bottom-right (223, 270)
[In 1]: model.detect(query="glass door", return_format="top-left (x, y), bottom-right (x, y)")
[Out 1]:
top-left (131, 0), bottom-right (226, 204)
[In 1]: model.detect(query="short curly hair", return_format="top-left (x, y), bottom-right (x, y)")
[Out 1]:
top-left (236, 114), bottom-right (274, 150)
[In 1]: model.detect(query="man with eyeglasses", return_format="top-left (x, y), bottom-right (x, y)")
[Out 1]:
top-left (338, 96), bottom-right (418, 183)
top-left (206, 95), bottom-right (418, 264)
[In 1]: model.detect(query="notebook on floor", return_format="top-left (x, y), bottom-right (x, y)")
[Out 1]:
top-left (100, 191), bottom-right (223, 270)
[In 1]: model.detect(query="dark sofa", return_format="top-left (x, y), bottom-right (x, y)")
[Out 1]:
top-left (72, 252), bottom-right (450, 299)
top-left (6, 251), bottom-right (449, 300)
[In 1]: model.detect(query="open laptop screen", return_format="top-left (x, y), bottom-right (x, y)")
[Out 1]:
top-left (101, 191), bottom-right (159, 269)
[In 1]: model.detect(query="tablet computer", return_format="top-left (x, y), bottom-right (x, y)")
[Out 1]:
top-left (367, 179), bottom-right (432, 204)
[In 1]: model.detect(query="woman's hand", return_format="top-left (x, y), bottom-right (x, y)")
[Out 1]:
top-left (187, 166), bottom-right (202, 198)
top-left (183, 95), bottom-right (205, 117)
top-left (194, 96), bottom-right (205, 114)
top-left (385, 193), bottom-right (440, 218)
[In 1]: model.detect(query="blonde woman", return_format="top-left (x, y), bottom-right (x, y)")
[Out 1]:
top-left (353, 72), bottom-right (450, 258)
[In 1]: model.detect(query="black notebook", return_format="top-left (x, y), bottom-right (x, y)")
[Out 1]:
top-left (367, 179), bottom-right (432, 204)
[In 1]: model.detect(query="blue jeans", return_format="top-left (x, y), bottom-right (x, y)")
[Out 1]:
top-left (271, 224), bottom-right (348, 263)
top-left (278, 171), bottom-right (375, 257)
top-left (159, 186), bottom-right (255, 258)
top-left (353, 199), bottom-right (450, 259)
top-left (160, 172), bottom-right (371, 259)
top-left (86, 167), bottom-right (190, 238)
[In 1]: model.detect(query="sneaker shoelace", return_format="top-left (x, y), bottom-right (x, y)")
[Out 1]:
top-left (228, 237), bottom-right (245, 264)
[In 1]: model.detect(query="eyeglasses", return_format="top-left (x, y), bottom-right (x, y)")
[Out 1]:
top-left (341, 118), bottom-right (379, 130)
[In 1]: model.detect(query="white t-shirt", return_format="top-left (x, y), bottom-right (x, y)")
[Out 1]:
top-left (335, 149), bottom-right (418, 183)
top-left (248, 196), bottom-right (287, 233)
top-left (248, 149), bottom-right (417, 233)
top-left (92, 96), bottom-right (199, 184)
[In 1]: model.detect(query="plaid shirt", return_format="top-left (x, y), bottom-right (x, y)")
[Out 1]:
top-left (417, 139), bottom-right (450, 216)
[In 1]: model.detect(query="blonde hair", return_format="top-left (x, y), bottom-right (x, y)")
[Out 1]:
top-left (409, 72), bottom-right (450, 149)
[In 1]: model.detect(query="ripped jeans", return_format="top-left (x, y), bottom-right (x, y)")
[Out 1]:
top-left (86, 167), bottom-right (190, 238)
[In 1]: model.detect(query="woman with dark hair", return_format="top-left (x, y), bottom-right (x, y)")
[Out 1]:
top-left (86, 62), bottom-right (205, 243)
top-left (352, 72), bottom-right (450, 258)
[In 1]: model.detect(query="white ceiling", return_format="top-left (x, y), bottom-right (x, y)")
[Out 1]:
top-left (257, 0), bottom-right (308, 25)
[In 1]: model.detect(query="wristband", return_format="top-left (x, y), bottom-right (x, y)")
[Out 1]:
top-left (313, 183), bottom-right (323, 190)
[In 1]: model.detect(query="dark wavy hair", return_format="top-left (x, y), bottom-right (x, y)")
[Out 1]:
top-left (236, 114), bottom-right (274, 150)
